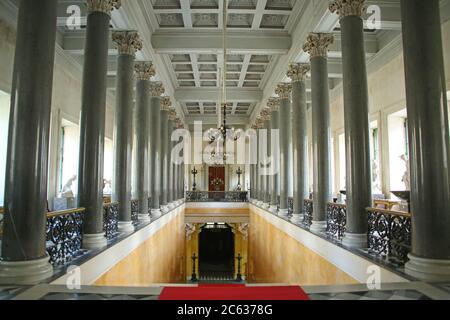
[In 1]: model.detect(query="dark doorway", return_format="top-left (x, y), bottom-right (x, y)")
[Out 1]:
top-left (199, 223), bottom-right (234, 281)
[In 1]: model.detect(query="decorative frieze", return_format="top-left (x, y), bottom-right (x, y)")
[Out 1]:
top-left (287, 63), bottom-right (310, 82)
top-left (161, 96), bottom-right (172, 111)
top-left (86, 0), bottom-right (121, 16)
top-left (150, 82), bottom-right (165, 97)
top-left (275, 83), bottom-right (292, 99)
top-left (303, 33), bottom-right (334, 58)
top-left (134, 62), bottom-right (155, 81)
top-left (329, 0), bottom-right (365, 18)
top-left (112, 30), bottom-right (142, 57)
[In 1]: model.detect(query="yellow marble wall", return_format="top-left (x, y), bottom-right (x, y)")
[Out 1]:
top-left (247, 209), bottom-right (359, 286)
top-left (94, 212), bottom-right (186, 286)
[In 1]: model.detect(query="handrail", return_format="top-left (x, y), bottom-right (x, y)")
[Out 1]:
top-left (0, 207), bottom-right (4, 214)
top-left (46, 207), bottom-right (85, 218)
top-left (366, 207), bottom-right (411, 218)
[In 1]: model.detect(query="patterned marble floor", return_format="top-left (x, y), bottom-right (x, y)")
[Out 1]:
top-left (1, 281), bottom-right (449, 300)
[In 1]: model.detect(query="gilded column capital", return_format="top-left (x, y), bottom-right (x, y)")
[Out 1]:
top-left (287, 63), bottom-right (310, 82)
top-left (260, 108), bottom-right (271, 121)
top-left (87, 0), bottom-right (121, 16)
top-left (135, 62), bottom-right (155, 81)
top-left (112, 30), bottom-right (142, 57)
top-left (303, 33), bottom-right (334, 58)
top-left (161, 96), bottom-right (172, 111)
top-left (275, 83), bottom-right (292, 100)
top-left (168, 108), bottom-right (178, 121)
top-left (175, 118), bottom-right (185, 129)
top-left (150, 82), bottom-right (165, 97)
top-left (329, 0), bottom-right (365, 18)
top-left (267, 97), bottom-right (280, 112)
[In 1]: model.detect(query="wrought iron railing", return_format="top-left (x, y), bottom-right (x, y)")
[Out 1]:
top-left (303, 199), bottom-right (313, 227)
top-left (46, 208), bottom-right (86, 266)
top-left (288, 197), bottom-right (294, 216)
top-left (367, 208), bottom-right (412, 264)
top-left (103, 202), bottom-right (119, 240)
top-left (131, 199), bottom-right (139, 225)
top-left (326, 203), bottom-right (347, 240)
top-left (186, 191), bottom-right (248, 202)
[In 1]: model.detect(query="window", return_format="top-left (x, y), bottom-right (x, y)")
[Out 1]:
top-left (58, 119), bottom-right (79, 195)
top-left (338, 133), bottom-right (346, 192)
top-left (103, 138), bottom-right (113, 195)
top-left (370, 121), bottom-right (382, 194)
top-left (388, 109), bottom-right (409, 193)
top-left (0, 90), bottom-right (10, 206)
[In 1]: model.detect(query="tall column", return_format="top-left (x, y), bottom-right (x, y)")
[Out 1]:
top-left (262, 110), bottom-right (272, 209)
top-left (167, 109), bottom-right (177, 208)
top-left (268, 98), bottom-right (280, 214)
top-left (303, 33), bottom-right (334, 232)
top-left (160, 97), bottom-right (171, 212)
top-left (134, 62), bottom-right (155, 222)
top-left (275, 83), bottom-right (293, 217)
top-left (288, 63), bottom-right (310, 224)
top-left (250, 124), bottom-right (258, 202)
top-left (149, 83), bottom-right (164, 219)
top-left (399, 0), bottom-right (450, 280)
top-left (0, 0), bottom-right (57, 284)
top-left (78, 0), bottom-right (121, 250)
top-left (111, 31), bottom-right (142, 232)
top-left (255, 118), bottom-right (264, 206)
top-left (330, 0), bottom-right (371, 248)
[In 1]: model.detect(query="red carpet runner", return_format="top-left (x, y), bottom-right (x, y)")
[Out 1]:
top-left (159, 284), bottom-right (309, 300)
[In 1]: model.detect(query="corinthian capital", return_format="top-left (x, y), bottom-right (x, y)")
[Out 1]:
top-left (267, 97), bottom-right (280, 112)
top-left (175, 118), bottom-right (184, 129)
top-left (275, 83), bottom-right (292, 99)
top-left (303, 33), bottom-right (334, 58)
top-left (329, 0), bottom-right (365, 18)
top-left (168, 108), bottom-right (178, 121)
top-left (135, 62), bottom-right (155, 81)
top-left (87, 0), bottom-right (121, 16)
top-left (112, 30), bottom-right (142, 57)
top-left (161, 97), bottom-right (172, 111)
top-left (287, 63), bottom-right (310, 82)
top-left (150, 82), bottom-right (165, 97)
top-left (260, 108), bottom-right (271, 121)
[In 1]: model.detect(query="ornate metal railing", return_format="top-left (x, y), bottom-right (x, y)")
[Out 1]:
top-left (103, 202), bottom-right (119, 240)
top-left (131, 199), bottom-right (139, 225)
top-left (288, 197), bottom-right (294, 216)
top-left (367, 208), bottom-right (412, 264)
top-left (303, 199), bottom-right (313, 227)
top-left (326, 203), bottom-right (347, 240)
top-left (46, 208), bottom-right (85, 266)
top-left (186, 191), bottom-right (248, 202)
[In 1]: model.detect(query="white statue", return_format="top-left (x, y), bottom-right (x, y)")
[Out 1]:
top-left (61, 175), bottom-right (77, 198)
top-left (400, 154), bottom-right (410, 190)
